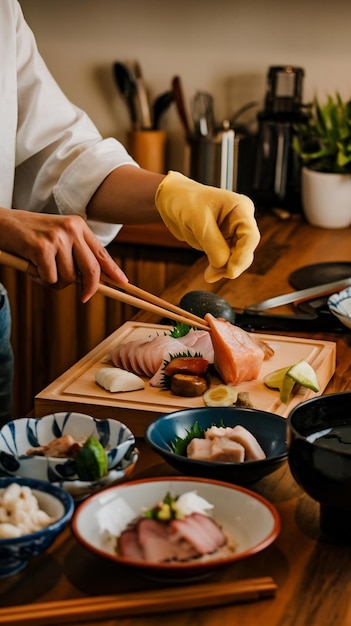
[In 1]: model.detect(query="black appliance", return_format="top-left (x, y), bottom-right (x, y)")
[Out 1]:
top-left (252, 66), bottom-right (308, 212)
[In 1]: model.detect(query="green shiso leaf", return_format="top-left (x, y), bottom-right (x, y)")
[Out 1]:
top-left (170, 421), bottom-right (205, 455)
top-left (170, 418), bottom-right (226, 456)
top-left (169, 322), bottom-right (192, 338)
top-left (160, 350), bottom-right (203, 390)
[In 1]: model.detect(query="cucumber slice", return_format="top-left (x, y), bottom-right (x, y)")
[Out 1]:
top-left (286, 359), bottom-right (320, 392)
top-left (280, 374), bottom-right (296, 404)
top-left (264, 359), bottom-right (320, 404)
top-left (263, 366), bottom-right (291, 390)
top-left (75, 436), bottom-right (108, 481)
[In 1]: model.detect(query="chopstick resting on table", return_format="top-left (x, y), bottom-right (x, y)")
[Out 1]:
top-left (0, 577), bottom-right (277, 625)
top-left (0, 249), bottom-right (209, 331)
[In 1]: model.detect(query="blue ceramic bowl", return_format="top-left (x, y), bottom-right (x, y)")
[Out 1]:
top-left (145, 407), bottom-right (287, 485)
top-left (328, 287), bottom-right (351, 330)
top-left (0, 412), bottom-right (137, 483)
top-left (288, 392), bottom-right (351, 542)
top-left (0, 476), bottom-right (74, 578)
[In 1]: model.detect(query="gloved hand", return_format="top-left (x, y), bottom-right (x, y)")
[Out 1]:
top-left (155, 171), bottom-right (260, 282)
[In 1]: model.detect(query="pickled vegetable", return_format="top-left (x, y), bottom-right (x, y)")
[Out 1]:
top-left (75, 436), bottom-right (108, 481)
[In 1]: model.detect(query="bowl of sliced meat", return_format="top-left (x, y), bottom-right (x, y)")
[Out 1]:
top-left (72, 476), bottom-right (280, 580)
top-left (145, 407), bottom-right (288, 485)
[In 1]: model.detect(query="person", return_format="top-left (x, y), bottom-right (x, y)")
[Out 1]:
top-left (0, 0), bottom-right (260, 425)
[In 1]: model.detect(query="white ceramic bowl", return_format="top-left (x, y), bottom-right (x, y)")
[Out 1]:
top-left (72, 476), bottom-right (280, 581)
top-left (0, 412), bottom-right (137, 483)
top-left (0, 476), bottom-right (74, 578)
top-left (328, 287), bottom-right (351, 330)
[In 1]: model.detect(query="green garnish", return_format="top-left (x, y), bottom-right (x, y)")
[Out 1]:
top-left (169, 322), bottom-right (192, 338)
top-left (171, 421), bottom-right (205, 455)
top-left (144, 492), bottom-right (177, 521)
top-left (170, 418), bottom-right (226, 456)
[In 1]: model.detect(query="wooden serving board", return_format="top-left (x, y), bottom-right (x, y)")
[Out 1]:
top-left (34, 322), bottom-right (336, 437)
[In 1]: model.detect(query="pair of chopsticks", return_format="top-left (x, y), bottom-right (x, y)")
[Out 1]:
top-left (0, 250), bottom-right (209, 331)
top-left (0, 577), bottom-right (277, 625)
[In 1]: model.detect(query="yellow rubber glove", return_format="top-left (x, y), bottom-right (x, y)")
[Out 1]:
top-left (155, 171), bottom-right (260, 282)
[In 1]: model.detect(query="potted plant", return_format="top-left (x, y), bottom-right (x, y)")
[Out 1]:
top-left (293, 93), bottom-right (351, 228)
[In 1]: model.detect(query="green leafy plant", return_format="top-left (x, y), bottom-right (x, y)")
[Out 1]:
top-left (293, 93), bottom-right (351, 173)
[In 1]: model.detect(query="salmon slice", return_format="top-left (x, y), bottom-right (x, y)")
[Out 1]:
top-left (204, 313), bottom-right (265, 385)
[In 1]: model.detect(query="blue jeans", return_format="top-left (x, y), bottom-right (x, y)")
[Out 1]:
top-left (0, 284), bottom-right (13, 426)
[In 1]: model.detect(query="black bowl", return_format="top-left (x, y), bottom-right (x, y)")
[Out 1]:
top-left (287, 392), bottom-right (351, 541)
top-left (145, 407), bottom-right (287, 485)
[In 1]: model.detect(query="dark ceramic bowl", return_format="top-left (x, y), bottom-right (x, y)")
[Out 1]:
top-left (287, 392), bottom-right (351, 541)
top-left (145, 407), bottom-right (287, 485)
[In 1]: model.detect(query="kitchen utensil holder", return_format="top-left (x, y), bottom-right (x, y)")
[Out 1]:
top-left (128, 130), bottom-right (166, 173)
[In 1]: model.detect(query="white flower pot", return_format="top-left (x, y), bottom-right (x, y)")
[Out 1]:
top-left (301, 167), bottom-right (351, 229)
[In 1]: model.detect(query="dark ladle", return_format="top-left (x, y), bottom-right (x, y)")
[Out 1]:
top-left (179, 291), bottom-right (236, 324)
top-left (113, 62), bottom-right (138, 128)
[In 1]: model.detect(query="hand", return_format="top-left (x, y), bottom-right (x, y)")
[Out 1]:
top-left (0, 209), bottom-right (127, 302)
top-left (155, 171), bottom-right (260, 282)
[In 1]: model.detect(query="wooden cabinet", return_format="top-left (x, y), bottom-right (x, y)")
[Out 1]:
top-left (0, 227), bottom-right (200, 418)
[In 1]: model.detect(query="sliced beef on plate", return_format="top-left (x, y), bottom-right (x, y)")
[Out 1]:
top-left (169, 513), bottom-right (226, 555)
top-left (118, 527), bottom-right (144, 560)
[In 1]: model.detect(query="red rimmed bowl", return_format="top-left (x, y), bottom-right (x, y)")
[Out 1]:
top-left (72, 476), bottom-right (280, 581)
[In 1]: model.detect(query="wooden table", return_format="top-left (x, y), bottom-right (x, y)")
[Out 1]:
top-left (2, 212), bottom-right (351, 626)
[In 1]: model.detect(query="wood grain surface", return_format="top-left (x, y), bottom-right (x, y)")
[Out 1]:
top-left (4, 212), bottom-right (351, 626)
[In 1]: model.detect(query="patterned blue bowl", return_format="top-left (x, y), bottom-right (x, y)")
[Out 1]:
top-left (0, 476), bottom-right (74, 578)
top-left (0, 412), bottom-right (137, 483)
top-left (328, 287), bottom-right (351, 330)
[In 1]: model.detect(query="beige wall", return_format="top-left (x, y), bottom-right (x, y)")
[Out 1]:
top-left (20, 0), bottom-right (351, 172)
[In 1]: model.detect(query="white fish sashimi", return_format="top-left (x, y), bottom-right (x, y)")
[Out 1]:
top-left (95, 367), bottom-right (145, 392)
top-left (180, 329), bottom-right (214, 363)
top-left (109, 330), bottom-right (214, 387)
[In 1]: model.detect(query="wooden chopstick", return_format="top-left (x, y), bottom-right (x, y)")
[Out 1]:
top-left (0, 250), bottom-right (209, 331)
top-left (100, 272), bottom-right (210, 330)
top-left (0, 577), bottom-right (277, 625)
top-left (97, 283), bottom-right (209, 330)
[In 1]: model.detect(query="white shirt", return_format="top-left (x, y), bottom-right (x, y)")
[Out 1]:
top-left (1, 0), bottom-right (138, 246)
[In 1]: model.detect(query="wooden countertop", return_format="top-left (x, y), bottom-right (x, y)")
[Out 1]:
top-left (3, 212), bottom-right (351, 626)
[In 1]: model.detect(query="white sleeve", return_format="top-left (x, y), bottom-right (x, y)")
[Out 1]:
top-left (12, 0), bottom-right (138, 246)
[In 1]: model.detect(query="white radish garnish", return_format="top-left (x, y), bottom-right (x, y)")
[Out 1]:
top-left (95, 367), bottom-right (145, 393)
top-left (173, 491), bottom-right (214, 519)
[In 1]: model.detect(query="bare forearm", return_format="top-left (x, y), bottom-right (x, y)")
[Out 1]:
top-left (86, 165), bottom-right (165, 224)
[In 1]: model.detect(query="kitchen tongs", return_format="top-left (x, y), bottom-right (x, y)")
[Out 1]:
top-left (0, 250), bottom-right (209, 331)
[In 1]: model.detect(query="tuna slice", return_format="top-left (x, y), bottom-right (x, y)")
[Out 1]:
top-left (205, 313), bottom-right (265, 385)
top-left (205, 425), bottom-right (266, 461)
top-left (187, 435), bottom-right (246, 462)
top-left (169, 513), bottom-right (226, 555)
top-left (118, 513), bottom-right (226, 563)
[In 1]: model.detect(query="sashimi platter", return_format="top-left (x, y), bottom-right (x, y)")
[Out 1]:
top-left (35, 315), bottom-right (337, 435)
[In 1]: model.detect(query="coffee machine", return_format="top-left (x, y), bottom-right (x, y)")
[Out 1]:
top-left (252, 66), bottom-right (308, 212)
